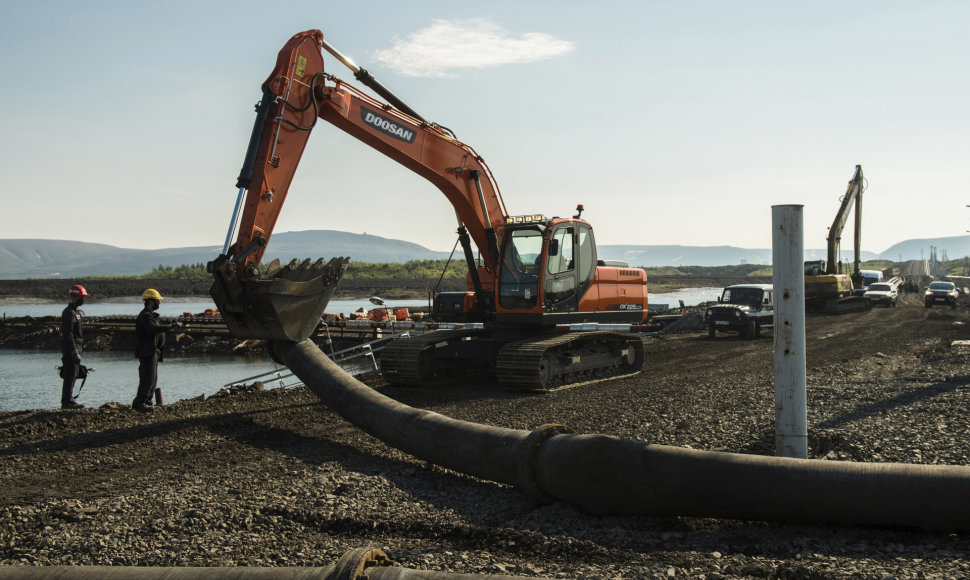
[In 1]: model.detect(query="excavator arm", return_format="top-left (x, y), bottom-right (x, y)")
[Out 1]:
top-left (825, 164), bottom-right (865, 277)
top-left (209, 30), bottom-right (509, 342)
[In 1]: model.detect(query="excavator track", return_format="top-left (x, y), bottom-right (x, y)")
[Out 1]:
top-left (496, 330), bottom-right (645, 392)
top-left (379, 328), bottom-right (491, 386)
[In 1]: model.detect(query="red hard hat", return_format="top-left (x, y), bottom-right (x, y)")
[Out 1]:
top-left (68, 284), bottom-right (89, 296)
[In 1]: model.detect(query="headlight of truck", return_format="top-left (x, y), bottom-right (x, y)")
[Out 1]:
top-left (734, 311), bottom-right (741, 318)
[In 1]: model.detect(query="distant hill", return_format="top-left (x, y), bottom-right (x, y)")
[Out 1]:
top-left (877, 236), bottom-right (970, 263)
top-left (1, 230), bottom-right (967, 278)
top-left (0, 231), bottom-right (449, 279)
top-left (259, 230), bottom-right (450, 264)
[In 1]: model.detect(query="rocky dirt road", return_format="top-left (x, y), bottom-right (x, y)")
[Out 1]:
top-left (2, 294), bottom-right (970, 578)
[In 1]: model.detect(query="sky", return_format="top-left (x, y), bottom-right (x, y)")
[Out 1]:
top-left (2, 1), bottom-right (968, 255)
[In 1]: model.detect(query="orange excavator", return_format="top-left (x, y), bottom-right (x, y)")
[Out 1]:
top-left (208, 29), bottom-right (648, 390)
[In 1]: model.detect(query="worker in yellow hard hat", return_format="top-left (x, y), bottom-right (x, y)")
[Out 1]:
top-left (132, 288), bottom-right (181, 412)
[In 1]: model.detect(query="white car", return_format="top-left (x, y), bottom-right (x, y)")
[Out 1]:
top-left (864, 282), bottom-right (898, 307)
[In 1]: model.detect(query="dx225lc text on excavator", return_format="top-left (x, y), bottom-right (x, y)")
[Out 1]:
top-left (208, 29), bottom-right (648, 391)
top-left (803, 165), bottom-right (871, 314)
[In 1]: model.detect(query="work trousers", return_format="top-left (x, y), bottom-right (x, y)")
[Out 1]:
top-left (60, 353), bottom-right (78, 405)
top-left (135, 352), bottom-right (159, 406)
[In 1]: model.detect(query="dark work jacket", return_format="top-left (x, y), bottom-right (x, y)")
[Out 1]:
top-left (61, 304), bottom-right (83, 356)
top-left (135, 307), bottom-right (167, 359)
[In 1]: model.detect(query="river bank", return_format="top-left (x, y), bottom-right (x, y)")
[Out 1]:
top-left (0, 278), bottom-right (465, 302)
top-left (0, 275), bottom-right (768, 301)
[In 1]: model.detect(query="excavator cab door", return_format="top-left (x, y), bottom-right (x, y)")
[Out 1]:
top-left (543, 222), bottom-right (596, 314)
top-left (543, 222), bottom-right (595, 313)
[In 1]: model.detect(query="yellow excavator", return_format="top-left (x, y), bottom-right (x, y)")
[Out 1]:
top-left (804, 165), bottom-right (871, 313)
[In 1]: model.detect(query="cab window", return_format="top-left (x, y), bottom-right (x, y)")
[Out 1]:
top-left (577, 227), bottom-right (595, 291)
top-left (498, 229), bottom-right (543, 309)
top-left (547, 228), bottom-right (574, 274)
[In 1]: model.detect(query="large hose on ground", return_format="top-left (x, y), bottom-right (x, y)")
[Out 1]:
top-left (5, 547), bottom-right (543, 579)
top-left (271, 339), bottom-right (970, 530)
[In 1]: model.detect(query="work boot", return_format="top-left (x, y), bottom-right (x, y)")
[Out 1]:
top-left (61, 400), bottom-right (85, 410)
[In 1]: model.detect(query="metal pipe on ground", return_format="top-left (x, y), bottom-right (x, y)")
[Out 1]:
top-left (273, 339), bottom-right (970, 530)
top-left (4, 547), bottom-right (545, 579)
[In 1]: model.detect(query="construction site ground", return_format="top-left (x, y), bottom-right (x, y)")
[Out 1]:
top-left (3, 293), bottom-right (970, 578)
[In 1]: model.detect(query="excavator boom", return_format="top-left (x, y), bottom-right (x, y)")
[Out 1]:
top-left (825, 164), bottom-right (865, 276)
top-left (227, 29), bottom-right (507, 274)
top-left (209, 30), bottom-right (508, 342)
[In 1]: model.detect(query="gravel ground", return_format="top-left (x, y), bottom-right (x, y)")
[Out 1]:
top-left (2, 294), bottom-right (970, 578)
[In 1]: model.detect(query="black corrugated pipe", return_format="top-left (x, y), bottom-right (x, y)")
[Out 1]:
top-left (4, 547), bottom-right (546, 579)
top-left (271, 339), bottom-right (970, 530)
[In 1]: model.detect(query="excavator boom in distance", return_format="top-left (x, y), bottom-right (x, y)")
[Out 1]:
top-left (208, 29), bottom-right (648, 390)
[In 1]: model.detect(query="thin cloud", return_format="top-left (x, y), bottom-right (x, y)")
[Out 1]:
top-left (373, 19), bottom-right (574, 78)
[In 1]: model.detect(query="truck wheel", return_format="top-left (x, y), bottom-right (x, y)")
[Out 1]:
top-left (708, 325), bottom-right (716, 338)
top-left (754, 322), bottom-right (761, 337)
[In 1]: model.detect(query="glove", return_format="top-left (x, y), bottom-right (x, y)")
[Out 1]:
top-left (72, 353), bottom-right (81, 364)
top-left (169, 322), bottom-right (182, 331)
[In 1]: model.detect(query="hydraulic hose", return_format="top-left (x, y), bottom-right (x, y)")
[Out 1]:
top-left (272, 339), bottom-right (970, 530)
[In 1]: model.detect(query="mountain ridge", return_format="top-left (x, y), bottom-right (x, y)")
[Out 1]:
top-left (1, 230), bottom-right (966, 278)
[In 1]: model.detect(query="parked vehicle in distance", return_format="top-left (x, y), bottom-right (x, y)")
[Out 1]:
top-left (851, 269), bottom-right (885, 296)
top-left (705, 284), bottom-right (773, 339)
top-left (925, 281), bottom-right (959, 308)
top-left (864, 282), bottom-right (898, 307)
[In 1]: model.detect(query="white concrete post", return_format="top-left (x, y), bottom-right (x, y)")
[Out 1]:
top-left (772, 205), bottom-right (807, 458)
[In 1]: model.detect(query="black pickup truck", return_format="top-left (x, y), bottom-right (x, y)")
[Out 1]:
top-left (704, 284), bottom-right (774, 339)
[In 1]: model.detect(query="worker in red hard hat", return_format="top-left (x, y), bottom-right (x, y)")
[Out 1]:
top-left (60, 284), bottom-right (89, 410)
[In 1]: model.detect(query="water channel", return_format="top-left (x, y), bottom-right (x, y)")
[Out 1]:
top-left (0, 290), bottom-right (720, 412)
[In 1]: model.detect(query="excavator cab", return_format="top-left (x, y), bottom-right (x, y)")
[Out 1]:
top-left (495, 218), bottom-right (601, 324)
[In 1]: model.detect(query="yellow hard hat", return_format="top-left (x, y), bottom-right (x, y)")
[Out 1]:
top-left (142, 288), bottom-right (164, 301)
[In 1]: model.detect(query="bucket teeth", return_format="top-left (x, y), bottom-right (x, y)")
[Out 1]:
top-left (210, 256), bottom-right (350, 343)
top-left (265, 258), bottom-right (282, 277)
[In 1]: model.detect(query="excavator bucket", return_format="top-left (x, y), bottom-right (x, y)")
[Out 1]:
top-left (209, 256), bottom-right (350, 343)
